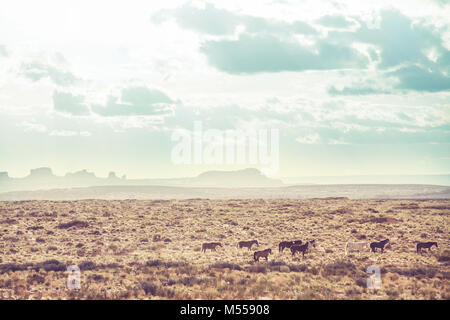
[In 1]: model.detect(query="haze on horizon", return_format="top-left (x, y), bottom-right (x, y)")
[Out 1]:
top-left (1, 0), bottom-right (449, 180)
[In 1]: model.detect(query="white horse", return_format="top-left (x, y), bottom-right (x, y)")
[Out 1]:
top-left (345, 241), bottom-right (369, 255)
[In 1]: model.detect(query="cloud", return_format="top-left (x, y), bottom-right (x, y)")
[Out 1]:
top-left (328, 85), bottom-right (391, 95)
top-left (317, 15), bottom-right (354, 28)
top-left (387, 65), bottom-right (450, 92)
top-left (433, 0), bottom-right (450, 7)
top-left (18, 121), bottom-right (47, 133)
top-left (290, 123), bottom-right (450, 145)
top-left (201, 34), bottom-right (368, 74)
top-left (350, 10), bottom-right (445, 69)
top-left (152, 2), bottom-right (317, 36)
top-left (0, 45), bottom-right (8, 57)
top-left (53, 91), bottom-right (90, 116)
top-left (296, 133), bottom-right (320, 144)
top-left (53, 86), bottom-right (176, 117)
top-left (243, 16), bottom-right (317, 35)
top-left (155, 5), bottom-right (450, 91)
top-left (152, 3), bottom-right (239, 35)
top-left (21, 61), bottom-right (78, 86)
top-left (49, 130), bottom-right (91, 137)
top-left (91, 86), bottom-right (175, 117)
top-left (323, 10), bottom-right (450, 94)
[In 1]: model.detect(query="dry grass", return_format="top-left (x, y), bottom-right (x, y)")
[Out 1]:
top-left (0, 198), bottom-right (448, 300)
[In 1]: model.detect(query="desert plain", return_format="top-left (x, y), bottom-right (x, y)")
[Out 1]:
top-left (0, 198), bottom-right (448, 300)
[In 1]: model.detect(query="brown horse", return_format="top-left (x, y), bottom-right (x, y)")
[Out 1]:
top-left (291, 242), bottom-right (309, 258)
top-left (417, 242), bottom-right (438, 254)
top-left (254, 248), bottom-right (272, 262)
top-left (238, 240), bottom-right (259, 250)
top-left (370, 239), bottom-right (390, 253)
top-left (279, 240), bottom-right (302, 252)
top-left (202, 242), bottom-right (222, 253)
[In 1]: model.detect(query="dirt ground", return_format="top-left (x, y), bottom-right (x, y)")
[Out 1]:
top-left (0, 198), bottom-right (448, 299)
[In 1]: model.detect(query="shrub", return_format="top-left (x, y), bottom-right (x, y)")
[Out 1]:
top-left (57, 220), bottom-right (89, 229)
top-left (210, 262), bottom-right (242, 271)
top-left (0, 263), bottom-right (32, 273)
top-left (390, 267), bottom-right (437, 279)
top-left (27, 225), bottom-right (43, 230)
top-left (79, 261), bottom-right (96, 271)
top-left (322, 260), bottom-right (356, 276)
top-left (246, 265), bottom-right (267, 273)
top-left (145, 260), bottom-right (187, 268)
top-left (34, 259), bottom-right (66, 272)
top-left (288, 264), bottom-right (308, 272)
top-left (355, 278), bottom-right (366, 288)
top-left (0, 219), bottom-right (18, 225)
top-left (27, 274), bottom-right (46, 284)
top-left (179, 276), bottom-right (203, 286)
top-left (368, 216), bottom-right (388, 223)
top-left (437, 250), bottom-right (450, 263)
top-left (140, 281), bottom-right (157, 295)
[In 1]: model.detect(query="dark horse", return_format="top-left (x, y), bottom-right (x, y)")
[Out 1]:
top-left (370, 239), bottom-right (390, 253)
top-left (417, 242), bottom-right (438, 254)
top-left (238, 240), bottom-right (259, 250)
top-left (202, 242), bottom-right (222, 253)
top-left (254, 248), bottom-right (272, 262)
top-left (290, 242), bottom-right (309, 258)
top-left (306, 239), bottom-right (316, 252)
top-left (279, 240), bottom-right (302, 252)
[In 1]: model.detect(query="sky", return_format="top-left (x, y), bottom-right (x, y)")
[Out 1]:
top-left (0, 0), bottom-right (449, 179)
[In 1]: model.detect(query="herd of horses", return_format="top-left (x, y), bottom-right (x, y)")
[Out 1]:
top-left (201, 239), bottom-right (439, 262)
top-left (345, 240), bottom-right (439, 255)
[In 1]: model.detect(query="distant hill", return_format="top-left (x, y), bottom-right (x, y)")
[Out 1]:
top-left (0, 184), bottom-right (448, 200)
top-left (0, 167), bottom-right (283, 192)
top-left (189, 168), bottom-right (283, 187)
top-left (1, 167), bottom-right (449, 194)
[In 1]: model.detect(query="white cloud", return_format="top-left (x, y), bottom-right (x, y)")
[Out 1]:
top-left (18, 121), bottom-right (47, 133)
top-left (296, 133), bottom-right (320, 144)
top-left (49, 130), bottom-right (91, 137)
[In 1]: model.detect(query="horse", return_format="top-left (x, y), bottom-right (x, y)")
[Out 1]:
top-left (237, 240), bottom-right (259, 250)
top-left (202, 242), bottom-right (222, 253)
top-left (254, 248), bottom-right (272, 262)
top-left (370, 239), bottom-right (390, 253)
top-left (417, 242), bottom-right (438, 254)
top-left (279, 240), bottom-right (302, 252)
top-left (290, 242), bottom-right (309, 258)
top-left (345, 241), bottom-right (369, 255)
top-left (306, 239), bottom-right (316, 251)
